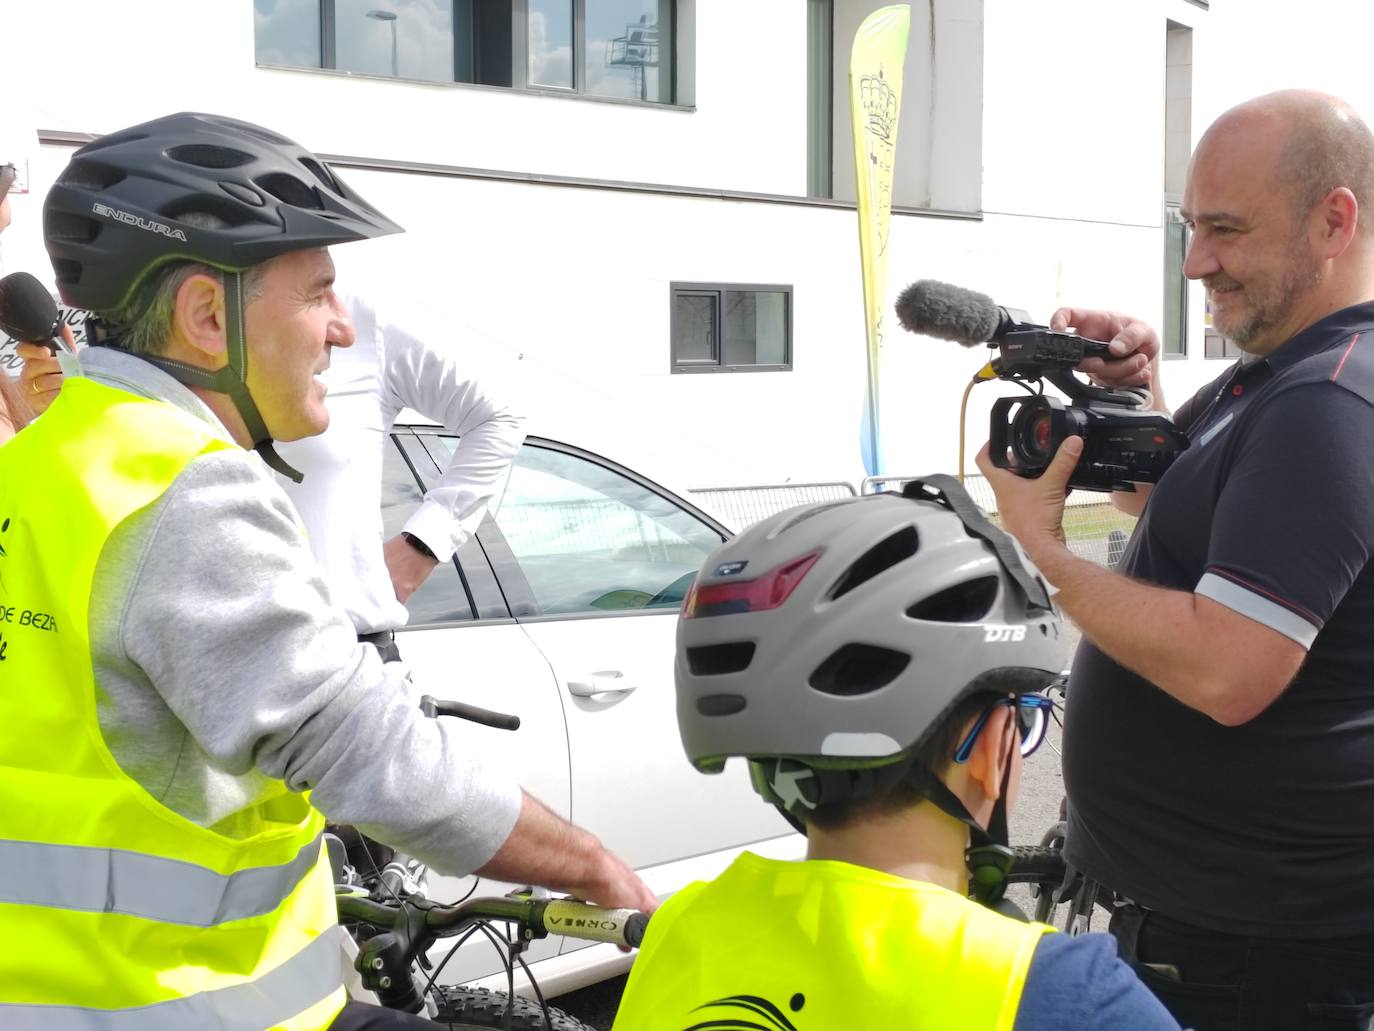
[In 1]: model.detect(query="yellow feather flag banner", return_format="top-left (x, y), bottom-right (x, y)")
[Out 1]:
top-left (851, 4), bottom-right (910, 476)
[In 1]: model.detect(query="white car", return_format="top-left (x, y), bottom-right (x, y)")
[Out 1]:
top-left (381, 422), bottom-right (800, 999)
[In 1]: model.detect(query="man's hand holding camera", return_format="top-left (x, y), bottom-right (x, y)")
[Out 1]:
top-left (1053, 307), bottom-right (1165, 407)
top-left (976, 434), bottom-right (1080, 554)
top-left (980, 306), bottom-right (1163, 561)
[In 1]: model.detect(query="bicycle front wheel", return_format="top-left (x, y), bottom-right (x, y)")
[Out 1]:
top-left (433, 986), bottom-right (596, 1031)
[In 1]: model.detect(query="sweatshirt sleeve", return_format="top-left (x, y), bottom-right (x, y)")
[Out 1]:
top-left (120, 449), bottom-right (522, 874)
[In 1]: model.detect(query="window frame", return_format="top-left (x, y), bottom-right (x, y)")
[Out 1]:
top-left (410, 430), bottom-right (729, 624)
top-left (1163, 201), bottom-right (1189, 359)
top-left (669, 281), bottom-right (794, 375)
top-left (259, 0), bottom-right (683, 109)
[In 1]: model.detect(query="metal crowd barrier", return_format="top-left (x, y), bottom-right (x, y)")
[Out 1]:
top-left (686, 481), bottom-right (858, 532)
top-left (688, 476), bottom-right (1134, 569)
top-left (860, 473), bottom-right (1136, 567)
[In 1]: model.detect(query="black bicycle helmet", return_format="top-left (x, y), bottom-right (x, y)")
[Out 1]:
top-left (43, 112), bottom-right (402, 480)
top-left (676, 475), bottom-right (1063, 904)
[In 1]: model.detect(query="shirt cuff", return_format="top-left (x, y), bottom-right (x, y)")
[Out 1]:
top-left (1195, 571), bottom-right (1320, 649)
top-left (402, 500), bottom-right (467, 564)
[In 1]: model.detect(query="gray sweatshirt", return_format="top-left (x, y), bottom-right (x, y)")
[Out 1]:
top-left (79, 347), bottom-right (521, 872)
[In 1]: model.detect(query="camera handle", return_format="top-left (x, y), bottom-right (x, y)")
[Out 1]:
top-left (1043, 368), bottom-right (1151, 410)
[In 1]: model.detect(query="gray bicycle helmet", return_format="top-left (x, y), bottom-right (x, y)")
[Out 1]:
top-left (676, 475), bottom-right (1063, 903)
top-left (43, 111), bottom-right (402, 480)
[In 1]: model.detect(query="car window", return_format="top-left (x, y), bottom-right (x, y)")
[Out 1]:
top-left (429, 437), bottom-right (722, 616)
top-left (381, 434), bottom-right (476, 624)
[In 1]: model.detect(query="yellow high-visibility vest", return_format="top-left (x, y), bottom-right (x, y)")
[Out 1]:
top-left (0, 377), bottom-right (345, 1030)
top-left (613, 852), bottom-right (1051, 1031)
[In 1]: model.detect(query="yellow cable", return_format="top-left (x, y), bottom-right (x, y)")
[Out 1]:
top-left (958, 378), bottom-right (975, 484)
top-left (959, 360), bottom-right (998, 482)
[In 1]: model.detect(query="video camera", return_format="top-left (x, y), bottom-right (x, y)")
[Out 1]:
top-left (895, 281), bottom-right (1189, 493)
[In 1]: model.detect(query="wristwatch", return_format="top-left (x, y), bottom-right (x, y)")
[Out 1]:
top-left (401, 532), bottom-right (437, 561)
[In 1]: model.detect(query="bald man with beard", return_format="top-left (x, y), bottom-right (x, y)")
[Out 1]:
top-left (981, 90), bottom-right (1374, 1029)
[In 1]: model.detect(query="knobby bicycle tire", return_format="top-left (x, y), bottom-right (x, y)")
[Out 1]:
top-left (1006, 844), bottom-right (1067, 885)
top-left (433, 986), bottom-right (597, 1031)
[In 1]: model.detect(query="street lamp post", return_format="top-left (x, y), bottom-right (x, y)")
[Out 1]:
top-left (366, 10), bottom-right (398, 77)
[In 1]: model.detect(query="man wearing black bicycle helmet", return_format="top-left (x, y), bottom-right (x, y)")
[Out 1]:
top-left (613, 479), bottom-right (1177, 1030)
top-left (0, 113), bottom-right (653, 1031)
top-left (43, 111), bottom-right (403, 480)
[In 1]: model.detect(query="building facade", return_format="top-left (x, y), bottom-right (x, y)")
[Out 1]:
top-left (0, 0), bottom-right (1359, 487)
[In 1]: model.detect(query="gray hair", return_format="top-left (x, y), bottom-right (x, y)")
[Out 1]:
top-left (102, 213), bottom-right (267, 355)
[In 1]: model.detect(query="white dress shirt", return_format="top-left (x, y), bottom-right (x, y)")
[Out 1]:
top-left (275, 292), bottom-right (524, 634)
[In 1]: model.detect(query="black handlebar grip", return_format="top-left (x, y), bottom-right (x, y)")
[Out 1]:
top-left (420, 694), bottom-right (521, 731)
top-left (624, 911), bottom-right (649, 949)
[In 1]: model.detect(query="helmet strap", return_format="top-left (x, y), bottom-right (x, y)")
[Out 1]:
top-left (754, 748), bottom-right (1017, 909)
top-left (901, 474), bottom-right (1053, 617)
top-left (95, 272), bottom-right (306, 483)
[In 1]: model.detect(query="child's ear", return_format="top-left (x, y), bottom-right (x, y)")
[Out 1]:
top-left (965, 705), bottom-right (1016, 801)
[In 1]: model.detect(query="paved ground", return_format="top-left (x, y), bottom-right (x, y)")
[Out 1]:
top-left (553, 625), bottom-right (1086, 1029)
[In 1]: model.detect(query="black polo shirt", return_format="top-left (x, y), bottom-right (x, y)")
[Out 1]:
top-left (1064, 301), bottom-right (1374, 937)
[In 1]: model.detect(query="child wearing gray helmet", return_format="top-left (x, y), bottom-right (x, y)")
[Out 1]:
top-left (613, 478), bottom-right (1177, 1030)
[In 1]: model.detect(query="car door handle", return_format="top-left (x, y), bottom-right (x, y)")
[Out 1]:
top-left (567, 671), bottom-right (638, 699)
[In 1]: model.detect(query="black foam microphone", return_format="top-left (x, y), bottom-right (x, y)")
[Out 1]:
top-left (0, 271), bottom-right (65, 353)
top-left (894, 279), bottom-right (1032, 347)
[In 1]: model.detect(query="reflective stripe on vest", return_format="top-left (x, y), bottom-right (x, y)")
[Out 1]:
top-left (0, 378), bottom-right (344, 1029)
top-left (0, 931), bottom-right (344, 1031)
top-left (611, 852), bottom-right (1053, 1031)
top-left (0, 832), bottom-right (326, 926)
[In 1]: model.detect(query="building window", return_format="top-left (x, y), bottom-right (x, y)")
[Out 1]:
top-left (254, 0), bottom-right (676, 103)
top-left (671, 284), bottom-right (792, 373)
top-left (1163, 205), bottom-right (1188, 356)
top-left (806, 0), bottom-right (833, 199)
top-left (1162, 21), bottom-right (1192, 357)
top-left (827, 0), bottom-right (983, 213)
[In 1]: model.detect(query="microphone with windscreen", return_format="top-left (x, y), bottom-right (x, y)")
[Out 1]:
top-left (0, 272), bottom-right (68, 354)
top-left (892, 278), bottom-right (1186, 492)
top-left (894, 279), bottom-right (1036, 348)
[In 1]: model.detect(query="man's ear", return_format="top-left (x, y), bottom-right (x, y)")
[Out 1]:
top-left (171, 273), bottom-right (228, 361)
top-left (1317, 186), bottom-right (1359, 259)
top-left (965, 705), bottom-right (1016, 803)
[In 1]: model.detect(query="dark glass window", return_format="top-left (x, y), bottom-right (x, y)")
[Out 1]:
top-left (254, 0), bottom-right (675, 103)
top-left (671, 284), bottom-right (792, 373)
top-left (587, 0), bottom-right (673, 103)
top-left (1163, 207), bottom-right (1188, 356)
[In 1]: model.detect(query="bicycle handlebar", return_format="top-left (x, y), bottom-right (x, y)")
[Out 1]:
top-left (337, 890), bottom-right (648, 1012)
top-left (420, 694), bottom-right (521, 732)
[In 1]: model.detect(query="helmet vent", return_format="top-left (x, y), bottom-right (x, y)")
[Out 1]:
top-left (255, 172), bottom-right (324, 210)
top-left (162, 196), bottom-right (258, 228)
top-left (906, 576), bottom-right (1000, 623)
top-left (58, 161), bottom-right (126, 191)
top-left (686, 642), bottom-right (756, 676)
top-left (45, 212), bottom-right (100, 243)
top-left (52, 259), bottom-right (81, 286)
top-left (167, 144), bottom-right (256, 169)
top-left (828, 525), bottom-right (918, 600)
top-left (809, 643), bottom-right (910, 696)
top-left (299, 157), bottom-right (342, 194)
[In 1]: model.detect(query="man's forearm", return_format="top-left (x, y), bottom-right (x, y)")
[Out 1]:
top-left (477, 792), bottom-right (657, 912)
top-left (1024, 537), bottom-right (1286, 725)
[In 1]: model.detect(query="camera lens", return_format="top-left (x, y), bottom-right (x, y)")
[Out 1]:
top-left (1031, 411), bottom-right (1052, 454)
top-left (1011, 403), bottom-right (1055, 469)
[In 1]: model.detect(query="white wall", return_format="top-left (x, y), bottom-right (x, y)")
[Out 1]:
top-left (6, 1), bottom-right (809, 197)
top-left (7, 0), bottom-right (1374, 489)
